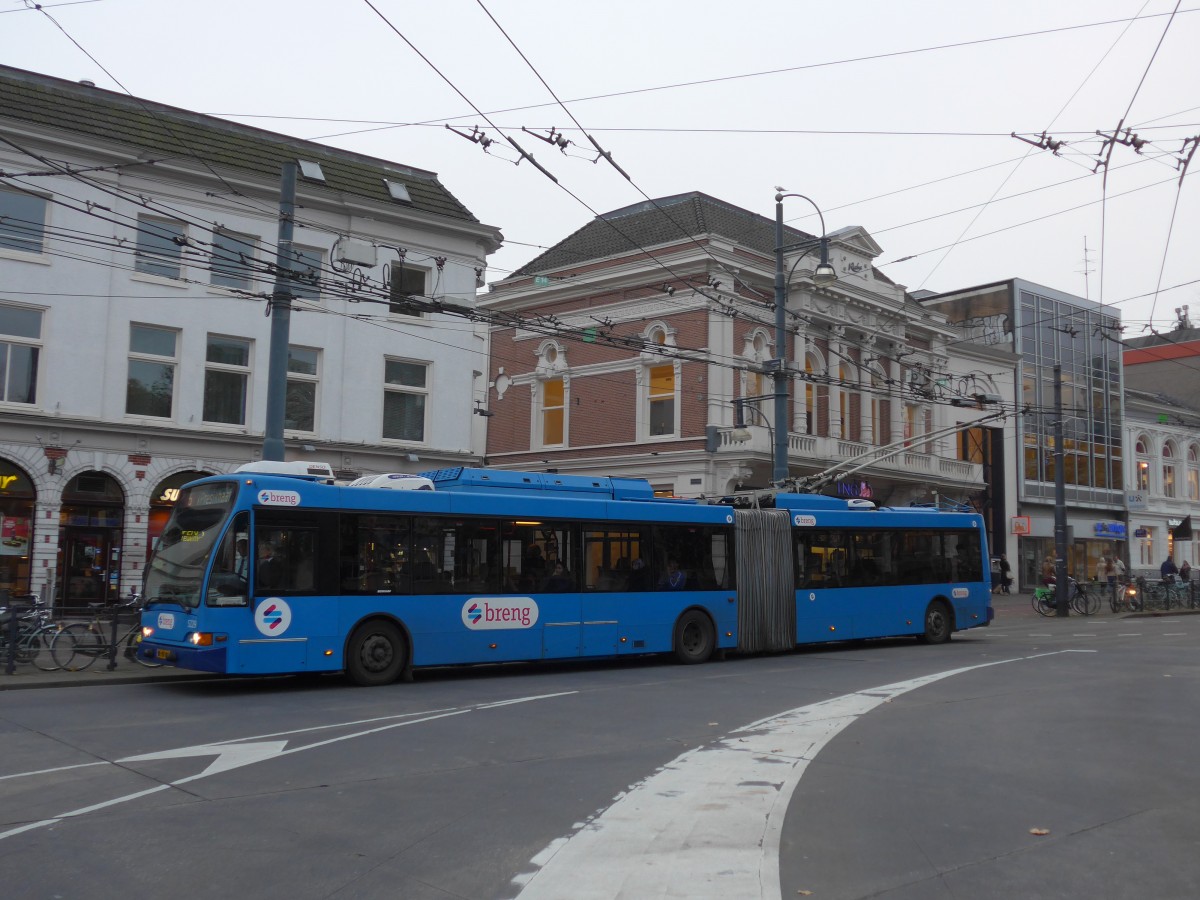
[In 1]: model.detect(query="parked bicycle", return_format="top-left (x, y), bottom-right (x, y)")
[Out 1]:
top-left (1112, 581), bottom-right (1137, 613)
top-left (1032, 577), bottom-right (1099, 617)
top-left (1130, 575), bottom-right (1196, 612)
top-left (49, 591), bottom-right (163, 672)
top-left (1, 594), bottom-right (63, 672)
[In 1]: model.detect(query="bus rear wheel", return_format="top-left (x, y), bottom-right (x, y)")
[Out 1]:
top-left (919, 600), bottom-right (953, 644)
top-left (673, 610), bottom-right (715, 664)
top-left (346, 620), bottom-right (407, 686)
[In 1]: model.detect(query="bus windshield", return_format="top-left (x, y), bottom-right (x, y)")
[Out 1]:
top-left (144, 481), bottom-right (238, 609)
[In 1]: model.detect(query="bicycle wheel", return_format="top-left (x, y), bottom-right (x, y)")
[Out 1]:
top-left (1033, 591), bottom-right (1057, 617)
top-left (30, 628), bottom-right (60, 671)
top-left (125, 628), bottom-right (163, 668)
top-left (1079, 586), bottom-right (1101, 616)
top-left (14, 631), bottom-right (42, 665)
top-left (51, 622), bottom-right (104, 671)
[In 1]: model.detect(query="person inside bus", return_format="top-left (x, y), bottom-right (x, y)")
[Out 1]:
top-left (256, 539), bottom-right (285, 591)
top-left (232, 538), bottom-right (250, 580)
top-left (542, 562), bottom-right (573, 592)
top-left (627, 557), bottom-right (651, 591)
top-left (524, 544), bottom-right (547, 578)
top-left (660, 558), bottom-right (687, 590)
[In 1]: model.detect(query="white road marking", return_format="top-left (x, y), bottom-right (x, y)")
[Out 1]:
top-left (0, 691), bottom-right (576, 842)
top-left (512, 652), bottom-right (1074, 900)
top-left (0, 761), bottom-right (108, 782)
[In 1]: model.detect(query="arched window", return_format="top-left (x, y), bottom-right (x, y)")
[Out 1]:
top-left (640, 324), bottom-right (679, 440)
top-left (1188, 444), bottom-right (1199, 501)
top-left (535, 341), bottom-right (568, 448)
top-left (1163, 440), bottom-right (1179, 498)
top-left (1135, 437), bottom-right (1151, 491)
top-left (742, 330), bottom-right (772, 423)
top-left (803, 353), bottom-right (822, 435)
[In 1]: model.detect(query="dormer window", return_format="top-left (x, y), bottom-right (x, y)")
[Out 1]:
top-left (297, 160), bottom-right (326, 182)
top-left (384, 179), bottom-right (411, 202)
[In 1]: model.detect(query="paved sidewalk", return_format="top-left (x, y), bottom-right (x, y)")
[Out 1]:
top-left (1, 656), bottom-right (220, 690)
top-left (989, 587), bottom-right (1200, 621)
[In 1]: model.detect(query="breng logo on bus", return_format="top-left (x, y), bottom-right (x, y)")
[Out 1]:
top-left (461, 598), bottom-right (539, 630)
top-left (257, 489), bottom-right (301, 506)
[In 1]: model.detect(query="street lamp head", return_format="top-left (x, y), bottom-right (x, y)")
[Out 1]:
top-left (813, 261), bottom-right (837, 285)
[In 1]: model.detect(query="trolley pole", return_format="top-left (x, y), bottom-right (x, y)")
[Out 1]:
top-left (262, 162), bottom-right (297, 462)
top-left (1053, 365), bottom-right (1069, 616)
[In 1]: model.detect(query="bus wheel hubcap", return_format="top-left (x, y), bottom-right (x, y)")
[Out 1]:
top-left (363, 635), bottom-right (393, 670)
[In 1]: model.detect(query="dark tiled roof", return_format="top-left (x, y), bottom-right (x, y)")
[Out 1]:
top-left (514, 192), bottom-right (817, 275)
top-left (0, 65), bottom-right (480, 224)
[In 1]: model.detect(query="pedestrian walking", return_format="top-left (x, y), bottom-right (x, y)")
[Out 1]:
top-left (1180, 559), bottom-right (1192, 583)
top-left (997, 553), bottom-right (1012, 594)
top-left (1161, 554), bottom-right (1179, 584)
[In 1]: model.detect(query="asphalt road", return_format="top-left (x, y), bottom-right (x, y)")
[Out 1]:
top-left (2, 602), bottom-right (1198, 900)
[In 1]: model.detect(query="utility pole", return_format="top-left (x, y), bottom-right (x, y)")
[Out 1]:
top-left (772, 199), bottom-right (789, 486)
top-left (262, 162), bottom-right (297, 462)
top-left (772, 191), bottom-right (835, 485)
top-left (1053, 364), bottom-right (1069, 616)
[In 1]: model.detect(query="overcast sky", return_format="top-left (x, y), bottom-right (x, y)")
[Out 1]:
top-left (4, 0), bottom-right (1197, 333)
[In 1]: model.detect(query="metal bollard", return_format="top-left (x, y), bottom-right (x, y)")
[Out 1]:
top-left (3, 588), bottom-right (15, 676)
top-left (106, 602), bottom-right (121, 671)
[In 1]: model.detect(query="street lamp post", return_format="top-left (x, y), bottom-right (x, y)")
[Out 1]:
top-left (773, 191), bottom-right (836, 485)
top-left (731, 396), bottom-right (774, 448)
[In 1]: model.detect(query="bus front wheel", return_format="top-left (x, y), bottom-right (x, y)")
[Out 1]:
top-left (346, 619), bottom-right (408, 686)
top-left (673, 610), bottom-right (715, 664)
top-left (919, 601), bottom-right (953, 644)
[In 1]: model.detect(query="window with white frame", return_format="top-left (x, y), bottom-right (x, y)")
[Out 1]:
top-left (0, 304), bottom-right (41, 404)
top-left (288, 246), bottom-right (323, 301)
top-left (134, 216), bottom-right (186, 279)
top-left (0, 187), bottom-right (48, 255)
top-left (904, 402), bottom-right (923, 448)
top-left (539, 376), bottom-right (565, 446)
top-left (869, 370), bottom-right (885, 445)
top-left (382, 359), bottom-right (428, 442)
top-left (647, 363), bottom-right (676, 437)
top-left (1135, 438), bottom-right (1150, 491)
top-left (1163, 441), bottom-right (1178, 498)
top-left (804, 354), bottom-right (820, 435)
top-left (838, 363), bottom-right (853, 439)
top-left (203, 335), bottom-right (251, 425)
top-left (127, 324), bottom-right (178, 418)
top-left (210, 229), bottom-right (258, 291)
top-left (1188, 444), bottom-right (1199, 501)
top-left (388, 265), bottom-right (427, 316)
top-left (743, 332), bottom-right (770, 423)
top-left (285, 346), bottom-right (319, 433)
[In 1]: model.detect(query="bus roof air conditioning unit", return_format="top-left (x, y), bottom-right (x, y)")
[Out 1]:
top-left (347, 473), bottom-right (435, 491)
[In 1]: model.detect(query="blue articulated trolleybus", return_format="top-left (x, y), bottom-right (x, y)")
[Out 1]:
top-left (138, 462), bottom-right (993, 685)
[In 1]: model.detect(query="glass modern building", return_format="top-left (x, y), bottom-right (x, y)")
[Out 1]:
top-left (921, 279), bottom-right (1124, 589)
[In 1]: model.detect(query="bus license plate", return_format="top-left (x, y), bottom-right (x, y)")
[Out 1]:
top-left (156, 648), bottom-right (174, 660)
